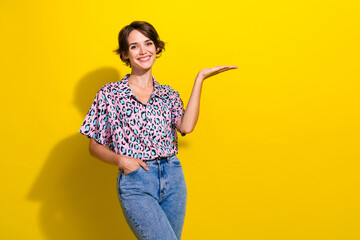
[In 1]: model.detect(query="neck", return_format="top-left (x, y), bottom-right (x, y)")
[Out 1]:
top-left (128, 69), bottom-right (153, 88)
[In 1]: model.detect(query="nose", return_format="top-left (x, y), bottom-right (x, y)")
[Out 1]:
top-left (139, 45), bottom-right (146, 55)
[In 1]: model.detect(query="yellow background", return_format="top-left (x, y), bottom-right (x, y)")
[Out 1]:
top-left (1, 0), bottom-right (359, 239)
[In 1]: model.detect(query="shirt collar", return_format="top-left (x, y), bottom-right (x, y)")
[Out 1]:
top-left (118, 73), bottom-right (166, 98)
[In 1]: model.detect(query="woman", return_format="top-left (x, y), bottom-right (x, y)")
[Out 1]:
top-left (79, 21), bottom-right (237, 240)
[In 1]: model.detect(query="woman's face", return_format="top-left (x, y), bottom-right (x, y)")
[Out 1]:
top-left (123, 29), bottom-right (159, 71)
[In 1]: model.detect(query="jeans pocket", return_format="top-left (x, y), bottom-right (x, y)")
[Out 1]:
top-left (170, 156), bottom-right (182, 167)
top-left (122, 165), bottom-right (142, 176)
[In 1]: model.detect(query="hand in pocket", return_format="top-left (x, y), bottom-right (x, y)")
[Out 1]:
top-left (120, 156), bottom-right (149, 174)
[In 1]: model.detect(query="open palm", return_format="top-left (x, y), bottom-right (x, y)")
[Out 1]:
top-left (197, 65), bottom-right (238, 81)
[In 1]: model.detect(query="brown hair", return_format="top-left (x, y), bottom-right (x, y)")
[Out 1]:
top-left (113, 21), bottom-right (165, 67)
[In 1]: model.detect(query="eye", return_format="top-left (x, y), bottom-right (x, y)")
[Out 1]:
top-left (130, 45), bottom-right (136, 49)
top-left (147, 42), bottom-right (153, 46)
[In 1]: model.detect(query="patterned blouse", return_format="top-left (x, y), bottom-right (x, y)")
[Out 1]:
top-left (79, 73), bottom-right (186, 160)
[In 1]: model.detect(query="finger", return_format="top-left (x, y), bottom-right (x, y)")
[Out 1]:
top-left (218, 66), bottom-right (238, 72)
top-left (219, 67), bottom-right (233, 72)
top-left (228, 65), bottom-right (238, 69)
top-left (218, 65), bottom-right (238, 69)
top-left (212, 66), bottom-right (229, 72)
top-left (221, 65), bottom-right (237, 69)
top-left (139, 160), bottom-right (149, 171)
top-left (212, 68), bottom-right (230, 74)
top-left (209, 66), bottom-right (229, 74)
top-left (213, 65), bottom-right (225, 71)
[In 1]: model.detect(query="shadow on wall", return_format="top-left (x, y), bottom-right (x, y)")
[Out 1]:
top-left (27, 68), bottom-right (137, 240)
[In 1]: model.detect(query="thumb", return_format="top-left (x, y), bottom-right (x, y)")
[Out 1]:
top-left (138, 160), bottom-right (149, 171)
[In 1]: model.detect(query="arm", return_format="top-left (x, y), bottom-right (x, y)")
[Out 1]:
top-left (81, 86), bottom-right (149, 173)
top-left (177, 65), bottom-right (238, 134)
top-left (89, 138), bottom-right (149, 173)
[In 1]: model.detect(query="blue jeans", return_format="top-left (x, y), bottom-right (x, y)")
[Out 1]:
top-left (117, 155), bottom-right (187, 240)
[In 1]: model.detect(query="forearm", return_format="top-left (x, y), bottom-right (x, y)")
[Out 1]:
top-left (89, 138), bottom-right (124, 167)
top-left (89, 138), bottom-right (149, 173)
top-left (179, 76), bottom-right (204, 133)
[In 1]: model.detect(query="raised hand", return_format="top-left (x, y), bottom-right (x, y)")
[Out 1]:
top-left (196, 65), bottom-right (238, 81)
top-left (176, 64), bottom-right (238, 134)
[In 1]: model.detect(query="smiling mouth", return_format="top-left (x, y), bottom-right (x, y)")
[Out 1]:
top-left (138, 56), bottom-right (151, 62)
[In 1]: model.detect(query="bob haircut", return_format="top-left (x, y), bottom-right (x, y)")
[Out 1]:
top-left (113, 21), bottom-right (165, 67)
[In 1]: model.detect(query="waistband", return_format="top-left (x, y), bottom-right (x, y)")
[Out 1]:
top-left (143, 154), bottom-right (175, 162)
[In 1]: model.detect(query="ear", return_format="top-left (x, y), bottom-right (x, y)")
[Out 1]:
top-left (121, 51), bottom-right (128, 59)
top-left (156, 47), bottom-right (160, 54)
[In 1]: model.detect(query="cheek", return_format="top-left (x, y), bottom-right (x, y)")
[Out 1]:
top-left (127, 52), bottom-right (137, 62)
top-left (150, 55), bottom-right (157, 64)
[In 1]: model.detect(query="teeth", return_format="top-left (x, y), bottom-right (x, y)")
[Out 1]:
top-left (139, 56), bottom-right (150, 61)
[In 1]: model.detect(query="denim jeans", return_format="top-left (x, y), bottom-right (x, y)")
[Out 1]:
top-left (117, 155), bottom-right (187, 240)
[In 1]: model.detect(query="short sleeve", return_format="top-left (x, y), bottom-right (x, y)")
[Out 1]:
top-left (79, 87), bottom-right (112, 146)
top-left (170, 89), bottom-right (186, 137)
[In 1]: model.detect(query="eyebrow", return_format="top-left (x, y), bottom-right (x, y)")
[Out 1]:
top-left (129, 39), bottom-right (152, 46)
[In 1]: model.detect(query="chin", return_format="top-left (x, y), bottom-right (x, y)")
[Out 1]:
top-left (133, 65), bottom-right (153, 71)
top-left (136, 61), bottom-right (156, 69)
